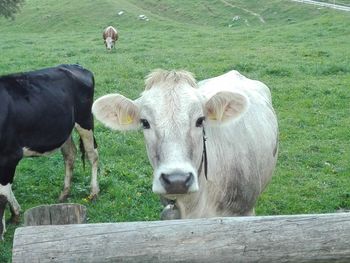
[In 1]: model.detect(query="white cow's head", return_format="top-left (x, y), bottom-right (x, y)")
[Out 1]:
top-left (92, 69), bottom-right (248, 199)
top-left (104, 37), bottom-right (115, 50)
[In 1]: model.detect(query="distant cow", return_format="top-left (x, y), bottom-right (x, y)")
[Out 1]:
top-left (103, 26), bottom-right (118, 51)
top-left (92, 69), bottom-right (278, 219)
top-left (0, 64), bottom-right (99, 240)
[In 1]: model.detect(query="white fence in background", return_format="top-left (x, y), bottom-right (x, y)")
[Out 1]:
top-left (291, 0), bottom-right (350, 11)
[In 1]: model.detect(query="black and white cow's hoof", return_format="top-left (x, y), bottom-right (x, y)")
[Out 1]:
top-left (9, 214), bottom-right (20, 225)
top-left (160, 204), bottom-right (181, 220)
top-left (87, 193), bottom-right (98, 202)
top-left (58, 192), bottom-right (69, 202)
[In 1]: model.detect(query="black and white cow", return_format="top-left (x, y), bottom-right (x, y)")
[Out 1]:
top-left (0, 64), bottom-right (99, 240)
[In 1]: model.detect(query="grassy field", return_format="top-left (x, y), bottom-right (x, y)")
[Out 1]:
top-left (1, 0), bottom-right (349, 261)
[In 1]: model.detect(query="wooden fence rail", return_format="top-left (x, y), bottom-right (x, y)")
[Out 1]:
top-left (12, 212), bottom-right (350, 263)
top-left (24, 203), bottom-right (86, 226)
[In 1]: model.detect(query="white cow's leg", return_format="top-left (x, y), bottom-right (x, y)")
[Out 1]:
top-left (0, 183), bottom-right (21, 240)
top-left (75, 124), bottom-right (99, 200)
top-left (59, 135), bottom-right (77, 202)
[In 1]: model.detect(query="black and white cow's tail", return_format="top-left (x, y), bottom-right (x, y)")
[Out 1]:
top-left (79, 135), bottom-right (98, 169)
top-left (79, 137), bottom-right (85, 169)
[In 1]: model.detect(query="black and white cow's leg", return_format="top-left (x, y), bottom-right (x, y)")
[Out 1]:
top-left (0, 194), bottom-right (7, 241)
top-left (8, 185), bottom-right (20, 224)
top-left (0, 154), bottom-right (21, 240)
top-left (59, 135), bottom-right (77, 202)
top-left (75, 124), bottom-right (99, 200)
top-left (0, 183), bottom-right (21, 240)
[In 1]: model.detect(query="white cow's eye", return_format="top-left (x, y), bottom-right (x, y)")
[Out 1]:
top-left (195, 116), bottom-right (205, 127)
top-left (140, 119), bottom-right (150, 129)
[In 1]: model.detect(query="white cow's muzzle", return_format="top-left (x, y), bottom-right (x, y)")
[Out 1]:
top-left (152, 162), bottom-right (199, 195)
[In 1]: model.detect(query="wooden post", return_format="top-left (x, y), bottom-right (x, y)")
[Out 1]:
top-left (13, 213), bottom-right (350, 263)
top-left (23, 203), bottom-right (87, 226)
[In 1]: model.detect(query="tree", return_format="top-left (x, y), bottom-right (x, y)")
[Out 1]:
top-left (0, 0), bottom-right (25, 19)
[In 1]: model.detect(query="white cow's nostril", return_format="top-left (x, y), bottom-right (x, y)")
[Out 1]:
top-left (160, 173), bottom-right (171, 185)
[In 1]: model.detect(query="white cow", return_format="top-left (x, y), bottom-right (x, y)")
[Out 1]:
top-left (93, 69), bottom-right (278, 218)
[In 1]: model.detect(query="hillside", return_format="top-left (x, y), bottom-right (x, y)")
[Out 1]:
top-left (0, 0), bottom-right (347, 31)
top-left (1, 0), bottom-right (350, 261)
top-left (1, 0), bottom-right (349, 93)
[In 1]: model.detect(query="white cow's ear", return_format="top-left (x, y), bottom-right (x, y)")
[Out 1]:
top-left (204, 91), bottom-right (249, 125)
top-left (92, 94), bottom-right (140, 131)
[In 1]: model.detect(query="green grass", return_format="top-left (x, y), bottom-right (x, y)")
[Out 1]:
top-left (1, 0), bottom-right (350, 261)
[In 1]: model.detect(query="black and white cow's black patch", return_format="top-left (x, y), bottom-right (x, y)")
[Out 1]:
top-left (0, 64), bottom-right (99, 240)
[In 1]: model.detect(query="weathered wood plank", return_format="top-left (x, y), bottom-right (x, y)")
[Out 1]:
top-left (13, 213), bottom-right (350, 263)
top-left (24, 203), bottom-right (86, 226)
